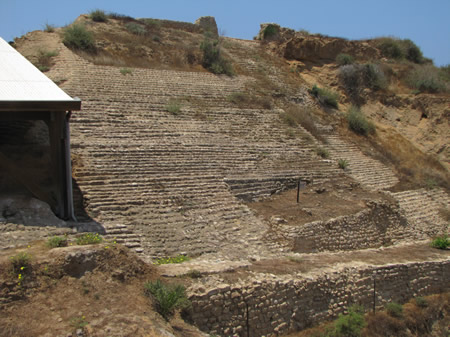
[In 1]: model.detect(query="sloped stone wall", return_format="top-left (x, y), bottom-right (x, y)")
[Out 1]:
top-left (188, 260), bottom-right (450, 337)
top-left (287, 201), bottom-right (414, 253)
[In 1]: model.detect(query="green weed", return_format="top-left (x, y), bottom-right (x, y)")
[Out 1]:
top-left (338, 159), bottom-right (349, 170)
top-left (166, 100), bottom-right (182, 115)
top-left (430, 235), bottom-right (449, 250)
top-left (144, 280), bottom-right (190, 320)
top-left (120, 67), bottom-right (133, 75)
top-left (154, 255), bottom-right (190, 265)
top-left (46, 235), bottom-right (68, 248)
top-left (316, 147), bottom-right (330, 159)
top-left (76, 232), bottom-right (103, 245)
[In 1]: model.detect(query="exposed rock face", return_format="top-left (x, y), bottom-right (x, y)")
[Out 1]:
top-left (0, 195), bottom-right (66, 227)
top-left (256, 23), bottom-right (295, 41)
top-left (284, 35), bottom-right (380, 62)
top-left (195, 16), bottom-right (218, 36)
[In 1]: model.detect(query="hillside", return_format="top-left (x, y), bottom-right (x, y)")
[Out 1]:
top-left (1, 12), bottom-right (449, 337)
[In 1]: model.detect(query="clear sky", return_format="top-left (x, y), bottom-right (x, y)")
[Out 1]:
top-left (1, 0), bottom-right (449, 66)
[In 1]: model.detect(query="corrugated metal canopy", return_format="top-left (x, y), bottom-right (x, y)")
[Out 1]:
top-left (0, 37), bottom-right (80, 111)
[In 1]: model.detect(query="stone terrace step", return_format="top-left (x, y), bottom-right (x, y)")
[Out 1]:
top-left (391, 188), bottom-right (449, 237)
top-left (326, 135), bottom-right (399, 190)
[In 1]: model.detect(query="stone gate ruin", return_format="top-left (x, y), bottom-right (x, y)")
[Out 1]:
top-left (0, 37), bottom-right (81, 221)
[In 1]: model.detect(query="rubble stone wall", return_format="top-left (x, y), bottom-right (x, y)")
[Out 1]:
top-left (188, 260), bottom-right (450, 337)
top-left (285, 201), bottom-right (416, 253)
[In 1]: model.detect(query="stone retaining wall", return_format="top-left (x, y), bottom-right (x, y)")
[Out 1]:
top-left (276, 201), bottom-right (420, 253)
top-left (188, 260), bottom-right (450, 336)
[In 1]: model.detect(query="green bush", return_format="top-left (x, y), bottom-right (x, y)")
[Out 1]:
top-left (63, 24), bottom-right (95, 52)
top-left (263, 24), bottom-right (279, 40)
top-left (336, 53), bottom-right (354, 65)
top-left (200, 37), bottom-right (234, 76)
top-left (363, 63), bottom-right (388, 90)
top-left (46, 235), bottom-right (68, 248)
top-left (166, 100), bottom-right (181, 115)
top-left (310, 85), bottom-right (339, 108)
top-left (415, 297), bottom-right (428, 308)
top-left (316, 147), bottom-right (330, 159)
top-left (144, 280), bottom-right (189, 320)
top-left (125, 22), bottom-right (147, 36)
top-left (108, 12), bottom-right (134, 20)
top-left (331, 305), bottom-right (366, 337)
top-left (408, 65), bottom-right (447, 93)
top-left (430, 235), bottom-right (449, 249)
top-left (386, 302), bottom-right (403, 318)
top-left (338, 159), bottom-right (349, 170)
top-left (339, 63), bottom-right (387, 100)
top-left (9, 252), bottom-right (32, 275)
top-left (76, 232), bottom-right (103, 245)
top-left (402, 39), bottom-right (424, 63)
top-left (90, 9), bottom-right (108, 22)
top-left (439, 64), bottom-right (450, 82)
top-left (376, 37), bottom-right (425, 64)
top-left (377, 38), bottom-right (404, 60)
top-left (347, 106), bottom-right (375, 136)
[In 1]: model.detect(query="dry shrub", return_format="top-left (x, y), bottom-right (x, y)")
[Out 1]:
top-left (368, 127), bottom-right (449, 190)
top-left (282, 105), bottom-right (326, 143)
top-left (227, 92), bottom-right (272, 109)
top-left (363, 312), bottom-right (407, 337)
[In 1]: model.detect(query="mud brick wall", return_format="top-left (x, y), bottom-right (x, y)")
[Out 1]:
top-left (188, 260), bottom-right (450, 337)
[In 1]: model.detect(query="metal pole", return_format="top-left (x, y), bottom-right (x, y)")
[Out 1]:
top-left (373, 275), bottom-right (376, 313)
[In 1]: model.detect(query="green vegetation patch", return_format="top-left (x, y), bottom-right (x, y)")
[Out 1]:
top-left (34, 49), bottom-right (58, 72)
top-left (200, 35), bottom-right (234, 76)
top-left (144, 280), bottom-right (190, 320)
top-left (262, 24), bottom-right (280, 40)
top-left (316, 147), bottom-right (330, 159)
top-left (166, 100), bottom-right (182, 115)
top-left (310, 85), bottom-right (339, 108)
top-left (430, 234), bottom-right (449, 250)
top-left (9, 252), bottom-right (32, 275)
top-left (153, 254), bottom-right (190, 265)
top-left (386, 301), bottom-right (404, 318)
top-left (63, 24), bottom-right (95, 52)
top-left (376, 37), bottom-right (425, 64)
top-left (76, 232), bottom-right (103, 245)
top-left (347, 106), bottom-right (375, 136)
top-left (46, 235), bottom-right (68, 248)
top-left (407, 64), bottom-right (448, 93)
top-left (120, 67), bottom-right (133, 75)
top-left (125, 22), bottom-right (147, 36)
top-left (90, 9), bottom-right (108, 22)
top-left (336, 53), bottom-right (354, 66)
top-left (338, 158), bottom-right (349, 170)
top-left (329, 305), bottom-right (366, 337)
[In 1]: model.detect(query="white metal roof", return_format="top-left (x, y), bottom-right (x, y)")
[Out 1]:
top-left (0, 37), bottom-right (75, 102)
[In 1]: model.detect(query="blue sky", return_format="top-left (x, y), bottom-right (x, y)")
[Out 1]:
top-left (1, 0), bottom-right (449, 66)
